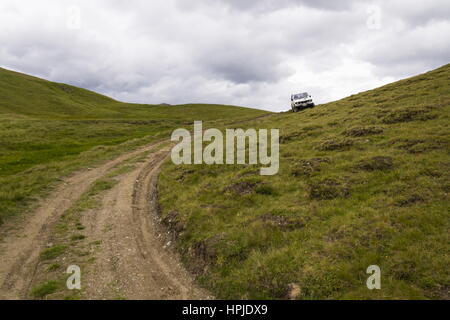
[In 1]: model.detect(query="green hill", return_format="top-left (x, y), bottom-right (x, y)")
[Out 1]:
top-left (158, 64), bottom-right (450, 299)
top-left (0, 67), bottom-right (266, 121)
top-left (0, 67), bottom-right (268, 224)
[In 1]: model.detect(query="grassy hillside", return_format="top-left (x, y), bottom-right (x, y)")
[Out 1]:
top-left (0, 67), bottom-right (268, 225)
top-left (158, 64), bottom-right (450, 299)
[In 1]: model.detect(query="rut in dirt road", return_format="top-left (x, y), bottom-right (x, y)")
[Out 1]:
top-left (0, 141), bottom-right (209, 300)
top-left (80, 146), bottom-right (210, 299)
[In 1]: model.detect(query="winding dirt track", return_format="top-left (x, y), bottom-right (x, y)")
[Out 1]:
top-left (0, 141), bottom-right (210, 300)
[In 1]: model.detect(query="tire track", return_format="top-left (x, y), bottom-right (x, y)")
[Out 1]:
top-left (0, 140), bottom-right (164, 299)
top-left (77, 146), bottom-right (210, 299)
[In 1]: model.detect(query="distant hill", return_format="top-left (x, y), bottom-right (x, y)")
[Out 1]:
top-left (0, 67), bottom-right (267, 120)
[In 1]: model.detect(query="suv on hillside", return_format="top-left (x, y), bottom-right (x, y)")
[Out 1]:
top-left (291, 92), bottom-right (315, 112)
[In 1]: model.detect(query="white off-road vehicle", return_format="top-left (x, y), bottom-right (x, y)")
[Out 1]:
top-left (291, 92), bottom-right (315, 112)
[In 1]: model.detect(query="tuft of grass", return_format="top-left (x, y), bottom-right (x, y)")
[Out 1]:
top-left (381, 107), bottom-right (437, 124)
top-left (31, 281), bottom-right (60, 298)
top-left (344, 126), bottom-right (384, 137)
top-left (75, 222), bottom-right (85, 230)
top-left (255, 185), bottom-right (277, 195)
top-left (47, 263), bottom-right (61, 272)
top-left (308, 178), bottom-right (350, 200)
top-left (70, 234), bottom-right (86, 241)
top-left (356, 156), bottom-right (394, 171)
top-left (40, 245), bottom-right (67, 260)
top-left (316, 138), bottom-right (355, 151)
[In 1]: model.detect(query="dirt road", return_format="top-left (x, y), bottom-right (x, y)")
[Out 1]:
top-left (0, 141), bottom-right (210, 300)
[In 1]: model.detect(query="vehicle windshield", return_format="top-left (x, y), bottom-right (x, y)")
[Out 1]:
top-left (293, 93), bottom-right (308, 100)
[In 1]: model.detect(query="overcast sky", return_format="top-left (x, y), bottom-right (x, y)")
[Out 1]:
top-left (1, 0), bottom-right (449, 111)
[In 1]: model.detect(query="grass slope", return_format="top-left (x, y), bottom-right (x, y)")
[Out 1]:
top-left (158, 63), bottom-right (450, 299)
top-left (0, 67), bottom-right (268, 225)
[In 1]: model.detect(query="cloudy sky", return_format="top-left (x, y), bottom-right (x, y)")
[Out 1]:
top-left (1, 0), bottom-right (449, 111)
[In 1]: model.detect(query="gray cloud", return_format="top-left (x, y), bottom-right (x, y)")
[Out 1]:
top-left (200, 51), bottom-right (287, 84)
top-left (0, 0), bottom-right (448, 112)
top-left (190, 0), bottom-right (358, 13)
